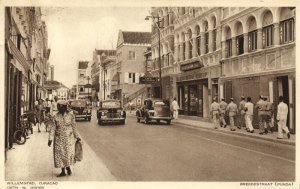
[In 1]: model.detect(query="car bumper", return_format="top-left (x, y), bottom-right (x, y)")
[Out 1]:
top-left (75, 114), bottom-right (91, 118)
top-left (99, 118), bottom-right (125, 123)
top-left (149, 116), bottom-right (172, 120)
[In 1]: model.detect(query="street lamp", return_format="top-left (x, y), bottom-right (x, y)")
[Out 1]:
top-left (145, 15), bottom-right (163, 99)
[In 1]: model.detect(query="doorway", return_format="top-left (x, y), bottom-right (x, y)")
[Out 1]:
top-left (277, 76), bottom-right (290, 128)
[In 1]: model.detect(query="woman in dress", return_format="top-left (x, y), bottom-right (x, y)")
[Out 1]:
top-left (48, 100), bottom-right (81, 177)
top-left (35, 99), bottom-right (44, 132)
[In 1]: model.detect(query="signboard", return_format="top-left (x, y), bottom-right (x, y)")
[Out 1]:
top-left (139, 76), bottom-right (158, 84)
top-left (180, 61), bottom-right (203, 71)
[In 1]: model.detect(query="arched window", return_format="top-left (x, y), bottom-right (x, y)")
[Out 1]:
top-left (212, 16), bottom-right (217, 51)
top-left (248, 16), bottom-right (257, 51)
top-left (225, 26), bottom-right (232, 58)
top-left (280, 7), bottom-right (295, 44)
top-left (262, 10), bottom-right (274, 48)
top-left (181, 32), bottom-right (185, 60)
top-left (204, 21), bottom-right (209, 54)
top-left (188, 29), bottom-right (192, 59)
top-left (235, 21), bottom-right (244, 55)
top-left (195, 25), bottom-right (201, 56)
top-left (176, 34), bottom-right (180, 61)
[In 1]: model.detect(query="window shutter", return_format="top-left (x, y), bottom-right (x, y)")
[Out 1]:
top-left (135, 73), bottom-right (140, 84)
top-left (124, 72), bottom-right (129, 83)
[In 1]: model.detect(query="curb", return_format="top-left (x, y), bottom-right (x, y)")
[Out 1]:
top-left (172, 120), bottom-right (295, 146)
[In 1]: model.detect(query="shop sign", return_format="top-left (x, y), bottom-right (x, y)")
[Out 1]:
top-left (139, 76), bottom-right (158, 84)
top-left (180, 61), bottom-right (203, 71)
top-left (177, 72), bottom-right (207, 82)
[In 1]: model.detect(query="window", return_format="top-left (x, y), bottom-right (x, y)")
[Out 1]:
top-left (196, 36), bottom-right (201, 56)
top-left (79, 87), bottom-right (84, 92)
top-left (249, 30), bottom-right (257, 51)
top-left (280, 18), bottom-right (294, 44)
top-left (189, 39), bottom-right (192, 59)
top-left (226, 39), bottom-right (232, 58)
top-left (128, 51), bottom-right (136, 60)
top-left (205, 32), bottom-right (209, 53)
top-left (212, 29), bottom-right (217, 51)
top-left (236, 35), bottom-right (244, 55)
top-left (182, 42), bottom-right (185, 60)
top-left (263, 25), bottom-right (274, 48)
top-left (128, 73), bottom-right (136, 83)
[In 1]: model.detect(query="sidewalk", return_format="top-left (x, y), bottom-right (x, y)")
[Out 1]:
top-left (5, 124), bottom-right (116, 181)
top-left (128, 111), bottom-right (295, 146)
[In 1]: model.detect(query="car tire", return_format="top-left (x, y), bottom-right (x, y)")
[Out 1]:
top-left (137, 118), bottom-right (140, 123)
top-left (121, 120), bottom-right (125, 125)
top-left (166, 120), bottom-right (171, 125)
top-left (88, 117), bottom-right (91, 121)
top-left (98, 120), bottom-right (102, 125)
top-left (156, 120), bottom-right (160, 124)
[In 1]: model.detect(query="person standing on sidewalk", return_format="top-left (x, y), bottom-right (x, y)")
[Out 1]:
top-left (210, 97), bottom-right (220, 129)
top-left (264, 96), bottom-right (275, 133)
top-left (219, 98), bottom-right (227, 128)
top-left (171, 97), bottom-right (180, 119)
top-left (226, 98), bottom-right (238, 131)
top-left (35, 99), bottom-right (44, 133)
top-left (238, 96), bottom-right (246, 129)
top-left (48, 100), bottom-right (81, 177)
top-left (51, 96), bottom-right (59, 116)
top-left (276, 96), bottom-right (290, 139)
top-left (255, 95), bottom-right (267, 135)
top-left (244, 97), bottom-right (254, 133)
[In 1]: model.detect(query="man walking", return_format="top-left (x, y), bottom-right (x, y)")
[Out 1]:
top-left (244, 97), bottom-right (254, 133)
top-left (276, 96), bottom-right (290, 139)
top-left (255, 95), bottom-right (267, 135)
top-left (264, 96), bottom-right (274, 133)
top-left (51, 96), bottom-right (59, 116)
top-left (238, 96), bottom-right (246, 129)
top-left (219, 98), bottom-right (227, 128)
top-left (171, 97), bottom-right (180, 119)
top-left (226, 97), bottom-right (238, 131)
top-left (210, 97), bottom-right (220, 129)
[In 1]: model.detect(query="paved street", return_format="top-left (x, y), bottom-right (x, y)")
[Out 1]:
top-left (74, 110), bottom-right (295, 181)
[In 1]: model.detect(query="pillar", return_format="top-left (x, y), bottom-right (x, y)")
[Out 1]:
top-left (232, 37), bottom-right (237, 56)
top-left (200, 32), bottom-right (206, 55)
top-left (179, 43), bottom-right (184, 62)
top-left (192, 34), bottom-right (197, 57)
top-left (244, 33), bottom-right (249, 54)
top-left (208, 30), bottom-right (213, 53)
top-left (185, 39), bottom-right (190, 60)
top-left (216, 26), bottom-right (221, 50)
top-left (174, 45), bottom-right (179, 62)
top-left (221, 41), bottom-right (226, 58)
top-left (274, 23), bottom-right (280, 46)
top-left (219, 83), bottom-right (224, 101)
top-left (257, 28), bottom-right (263, 49)
top-left (288, 77), bottom-right (294, 133)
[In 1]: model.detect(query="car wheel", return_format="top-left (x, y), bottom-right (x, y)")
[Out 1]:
top-left (145, 117), bottom-right (149, 124)
top-left (137, 118), bottom-right (140, 123)
top-left (121, 120), bottom-right (125, 125)
top-left (156, 120), bottom-right (160, 124)
top-left (88, 117), bottom-right (91, 121)
top-left (166, 120), bottom-right (171, 125)
top-left (98, 120), bottom-right (102, 125)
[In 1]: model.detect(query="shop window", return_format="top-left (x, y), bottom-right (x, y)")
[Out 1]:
top-left (226, 39), bottom-right (232, 58)
top-left (280, 18), bottom-right (294, 44)
top-left (236, 35), bottom-right (244, 55)
top-left (248, 30), bottom-right (257, 51)
top-left (263, 25), bottom-right (274, 48)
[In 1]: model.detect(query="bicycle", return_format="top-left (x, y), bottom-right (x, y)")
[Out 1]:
top-left (13, 115), bottom-right (30, 145)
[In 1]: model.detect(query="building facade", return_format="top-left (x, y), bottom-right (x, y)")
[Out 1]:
top-left (77, 61), bottom-right (92, 100)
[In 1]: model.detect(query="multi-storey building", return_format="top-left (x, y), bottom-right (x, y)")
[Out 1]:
top-left (77, 61), bottom-right (91, 100)
top-left (219, 7), bottom-right (295, 131)
top-left (112, 30), bottom-right (151, 104)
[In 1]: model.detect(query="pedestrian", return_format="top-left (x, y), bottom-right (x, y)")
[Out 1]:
top-left (276, 96), bottom-right (290, 139)
top-left (255, 95), bottom-right (267, 135)
top-left (244, 97), bottom-right (254, 133)
top-left (226, 97), bottom-right (238, 131)
top-left (219, 98), bottom-right (227, 128)
top-left (238, 96), bottom-right (246, 129)
top-left (210, 97), bottom-right (220, 129)
top-left (264, 96), bottom-right (275, 133)
top-left (171, 97), bottom-right (180, 119)
top-left (48, 100), bottom-right (81, 177)
top-left (51, 96), bottom-right (59, 116)
top-left (35, 99), bottom-right (44, 132)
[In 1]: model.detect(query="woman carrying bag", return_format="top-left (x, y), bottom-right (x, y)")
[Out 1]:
top-left (48, 100), bottom-right (81, 177)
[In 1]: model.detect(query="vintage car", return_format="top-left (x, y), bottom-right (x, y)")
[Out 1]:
top-left (136, 98), bottom-right (172, 125)
top-left (69, 99), bottom-right (92, 121)
top-left (97, 100), bottom-right (126, 125)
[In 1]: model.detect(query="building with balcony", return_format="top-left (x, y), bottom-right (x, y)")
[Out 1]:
top-left (77, 61), bottom-right (92, 100)
top-left (219, 7), bottom-right (295, 132)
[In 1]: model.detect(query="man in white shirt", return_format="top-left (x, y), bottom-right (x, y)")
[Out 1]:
top-left (51, 96), bottom-right (58, 116)
top-left (244, 97), bottom-right (254, 133)
top-left (171, 97), bottom-right (179, 119)
top-left (276, 96), bottom-right (290, 139)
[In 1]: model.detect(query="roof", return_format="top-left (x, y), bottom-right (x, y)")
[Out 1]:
top-left (78, 61), bottom-right (89, 69)
top-left (44, 80), bottom-right (68, 90)
top-left (122, 31), bottom-right (151, 45)
top-left (95, 49), bottom-right (116, 56)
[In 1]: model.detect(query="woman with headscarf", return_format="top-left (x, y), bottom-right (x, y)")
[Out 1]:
top-left (48, 100), bottom-right (81, 177)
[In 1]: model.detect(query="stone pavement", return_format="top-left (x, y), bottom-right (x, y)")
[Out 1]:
top-left (5, 123), bottom-right (116, 181)
top-left (128, 111), bottom-right (295, 146)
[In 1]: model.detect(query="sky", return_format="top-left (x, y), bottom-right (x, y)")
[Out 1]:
top-left (42, 7), bottom-right (152, 88)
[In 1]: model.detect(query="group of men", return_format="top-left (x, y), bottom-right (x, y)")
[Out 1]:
top-left (210, 95), bottom-right (290, 139)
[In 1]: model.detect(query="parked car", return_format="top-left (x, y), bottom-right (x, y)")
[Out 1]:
top-left (69, 99), bottom-right (92, 121)
top-left (97, 100), bottom-right (126, 125)
top-left (136, 98), bottom-right (172, 125)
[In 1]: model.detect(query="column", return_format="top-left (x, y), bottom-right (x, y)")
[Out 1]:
top-left (208, 30), bottom-right (213, 53)
top-left (185, 39), bottom-right (190, 60)
top-left (179, 43), bottom-right (184, 62)
top-left (221, 41), bottom-right (226, 59)
top-left (257, 28), bottom-right (263, 49)
top-left (216, 26), bottom-right (221, 50)
top-left (232, 37), bottom-right (237, 56)
top-left (244, 33), bottom-right (249, 54)
top-left (192, 34), bottom-right (197, 57)
top-left (174, 45), bottom-right (179, 63)
top-left (219, 83), bottom-right (224, 101)
top-left (273, 23), bottom-right (280, 46)
top-left (288, 77), bottom-right (294, 133)
top-left (200, 32), bottom-right (206, 55)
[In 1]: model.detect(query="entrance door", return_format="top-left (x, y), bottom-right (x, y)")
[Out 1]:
top-left (277, 76), bottom-right (290, 128)
top-left (197, 84), bottom-right (203, 117)
top-left (153, 86), bottom-right (160, 98)
top-left (188, 85), bottom-right (198, 116)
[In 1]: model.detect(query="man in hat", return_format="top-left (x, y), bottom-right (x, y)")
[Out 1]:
top-left (238, 96), bottom-right (246, 129)
top-left (276, 96), bottom-right (290, 139)
top-left (264, 96), bottom-right (274, 133)
top-left (255, 95), bottom-right (267, 134)
top-left (226, 97), bottom-right (238, 131)
top-left (210, 97), bottom-right (220, 129)
top-left (219, 97), bottom-right (227, 128)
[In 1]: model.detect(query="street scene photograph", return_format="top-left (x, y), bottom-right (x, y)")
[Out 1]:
top-left (3, 4), bottom-right (296, 187)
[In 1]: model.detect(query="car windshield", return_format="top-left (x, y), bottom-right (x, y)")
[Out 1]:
top-left (71, 100), bottom-right (87, 107)
top-left (102, 101), bottom-right (121, 108)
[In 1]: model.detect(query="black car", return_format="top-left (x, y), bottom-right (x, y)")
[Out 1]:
top-left (97, 100), bottom-right (126, 125)
top-left (69, 100), bottom-right (92, 121)
top-left (136, 98), bottom-right (172, 125)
